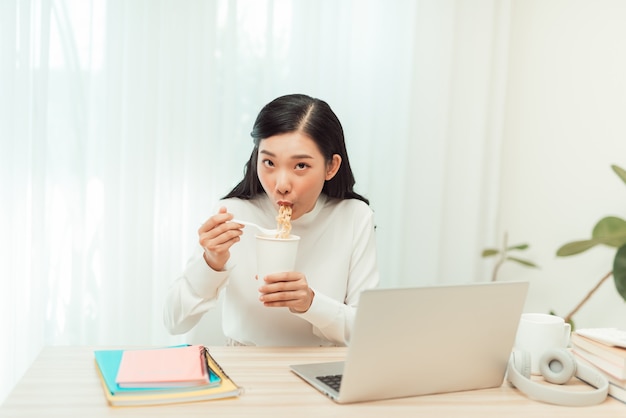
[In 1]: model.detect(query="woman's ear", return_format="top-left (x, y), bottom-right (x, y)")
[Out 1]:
top-left (325, 154), bottom-right (342, 181)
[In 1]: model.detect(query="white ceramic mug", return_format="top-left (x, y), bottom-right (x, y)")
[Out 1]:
top-left (255, 234), bottom-right (300, 280)
top-left (514, 313), bottom-right (571, 375)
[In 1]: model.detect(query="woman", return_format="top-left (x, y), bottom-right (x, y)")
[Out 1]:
top-left (163, 94), bottom-right (379, 346)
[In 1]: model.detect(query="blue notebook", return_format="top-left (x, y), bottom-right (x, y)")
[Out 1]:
top-left (94, 346), bottom-right (221, 396)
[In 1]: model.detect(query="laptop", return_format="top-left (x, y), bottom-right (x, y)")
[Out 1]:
top-left (290, 280), bottom-right (529, 403)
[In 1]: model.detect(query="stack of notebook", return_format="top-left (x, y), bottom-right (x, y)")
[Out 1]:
top-left (94, 344), bottom-right (242, 406)
top-left (571, 329), bottom-right (626, 404)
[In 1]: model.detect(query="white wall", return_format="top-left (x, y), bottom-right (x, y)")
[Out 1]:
top-left (171, 1), bottom-right (626, 342)
top-left (497, 0), bottom-right (626, 328)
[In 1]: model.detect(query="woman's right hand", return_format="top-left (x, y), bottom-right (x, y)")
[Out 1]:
top-left (198, 207), bottom-right (243, 271)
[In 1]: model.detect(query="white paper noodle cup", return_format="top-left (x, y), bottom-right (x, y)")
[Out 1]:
top-left (255, 234), bottom-right (300, 280)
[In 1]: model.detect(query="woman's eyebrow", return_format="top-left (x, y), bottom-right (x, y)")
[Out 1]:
top-left (259, 149), bottom-right (276, 157)
top-left (291, 154), bottom-right (314, 160)
top-left (259, 149), bottom-right (314, 159)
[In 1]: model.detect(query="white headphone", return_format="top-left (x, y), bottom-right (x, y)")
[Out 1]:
top-left (507, 348), bottom-right (609, 406)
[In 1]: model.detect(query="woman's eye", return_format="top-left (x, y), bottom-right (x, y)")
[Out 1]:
top-left (262, 159), bottom-right (274, 167)
top-left (295, 162), bottom-right (309, 170)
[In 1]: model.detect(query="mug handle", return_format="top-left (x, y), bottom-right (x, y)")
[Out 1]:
top-left (563, 323), bottom-right (572, 346)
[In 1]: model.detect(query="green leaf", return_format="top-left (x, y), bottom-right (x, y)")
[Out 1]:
top-left (612, 164), bottom-right (626, 186)
top-left (482, 249), bottom-right (499, 258)
top-left (613, 244), bottom-right (626, 301)
top-left (506, 256), bottom-right (539, 268)
top-left (506, 243), bottom-right (529, 251)
top-left (556, 240), bottom-right (599, 256)
top-left (592, 216), bottom-right (626, 247)
top-left (558, 218), bottom-right (626, 256)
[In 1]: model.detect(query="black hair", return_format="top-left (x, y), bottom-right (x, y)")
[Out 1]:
top-left (223, 94), bottom-right (369, 204)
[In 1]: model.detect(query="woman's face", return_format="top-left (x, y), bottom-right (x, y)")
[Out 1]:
top-left (257, 131), bottom-right (341, 220)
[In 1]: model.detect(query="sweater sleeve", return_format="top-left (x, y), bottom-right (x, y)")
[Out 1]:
top-left (163, 251), bottom-right (230, 335)
top-left (293, 206), bottom-right (379, 345)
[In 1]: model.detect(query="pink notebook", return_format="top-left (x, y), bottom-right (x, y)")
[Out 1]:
top-left (116, 345), bottom-right (210, 388)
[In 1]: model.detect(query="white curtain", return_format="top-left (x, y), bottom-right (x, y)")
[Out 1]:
top-left (0, 0), bottom-right (509, 402)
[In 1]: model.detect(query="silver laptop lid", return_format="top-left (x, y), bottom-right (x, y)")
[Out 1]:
top-left (337, 281), bottom-right (528, 403)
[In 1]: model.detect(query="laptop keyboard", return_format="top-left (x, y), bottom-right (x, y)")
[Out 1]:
top-left (316, 374), bottom-right (343, 392)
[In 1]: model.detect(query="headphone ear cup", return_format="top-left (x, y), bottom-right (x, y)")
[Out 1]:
top-left (539, 348), bottom-right (577, 385)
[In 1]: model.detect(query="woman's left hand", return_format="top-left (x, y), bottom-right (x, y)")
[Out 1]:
top-left (258, 272), bottom-right (315, 313)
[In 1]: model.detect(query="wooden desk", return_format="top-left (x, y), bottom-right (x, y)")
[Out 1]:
top-left (0, 346), bottom-right (623, 417)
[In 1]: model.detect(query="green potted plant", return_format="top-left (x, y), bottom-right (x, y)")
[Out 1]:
top-left (555, 164), bottom-right (626, 325)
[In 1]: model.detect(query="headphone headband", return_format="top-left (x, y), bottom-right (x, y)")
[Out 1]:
top-left (507, 349), bottom-right (609, 407)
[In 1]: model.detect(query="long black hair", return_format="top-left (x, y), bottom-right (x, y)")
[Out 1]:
top-left (223, 94), bottom-right (369, 204)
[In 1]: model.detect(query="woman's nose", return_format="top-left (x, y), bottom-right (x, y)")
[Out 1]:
top-left (275, 172), bottom-right (291, 195)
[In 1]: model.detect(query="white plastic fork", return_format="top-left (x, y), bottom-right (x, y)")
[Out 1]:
top-left (231, 219), bottom-right (278, 236)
